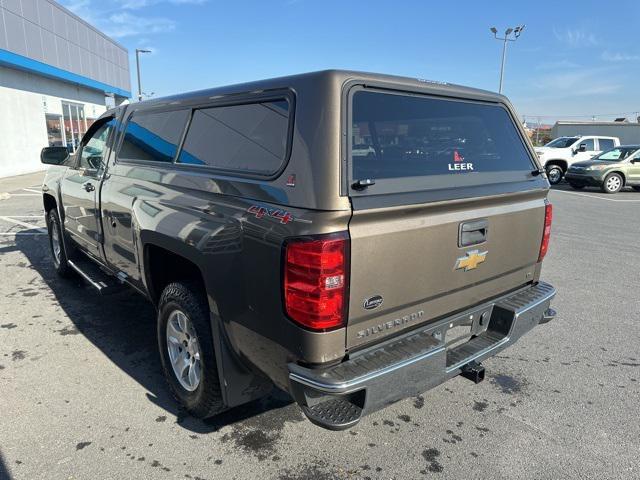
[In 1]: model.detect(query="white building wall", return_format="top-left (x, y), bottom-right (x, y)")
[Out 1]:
top-left (0, 65), bottom-right (107, 177)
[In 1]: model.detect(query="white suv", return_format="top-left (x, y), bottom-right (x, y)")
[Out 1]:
top-left (535, 136), bottom-right (620, 184)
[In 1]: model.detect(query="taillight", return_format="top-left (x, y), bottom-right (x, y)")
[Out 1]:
top-left (284, 233), bottom-right (349, 331)
top-left (538, 202), bottom-right (553, 261)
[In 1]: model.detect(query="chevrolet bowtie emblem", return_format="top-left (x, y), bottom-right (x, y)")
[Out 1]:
top-left (455, 250), bottom-right (487, 271)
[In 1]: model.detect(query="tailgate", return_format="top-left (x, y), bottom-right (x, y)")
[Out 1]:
top-left (346, 192), bottom-right (545, 348)
top-left (345, 86), bottom-right (547, 349)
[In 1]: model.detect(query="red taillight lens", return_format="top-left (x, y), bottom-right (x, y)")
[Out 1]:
top-left (284, 233), bottom-right (349, 331)
top-left (538, 202), bottom-right (553, 261)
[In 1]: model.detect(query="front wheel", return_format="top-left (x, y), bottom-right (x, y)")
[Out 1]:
top-left (546, 165), bottom-right (564, 185)
top-left (601, 173), bottom-right (623, 194)
top-left (46, 209), bottom-right (72, 277)
top-left (157, 282), bottom-right (225, 418)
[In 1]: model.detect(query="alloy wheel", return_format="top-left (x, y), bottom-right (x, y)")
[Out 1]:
top-left (166, 309), bottom-right (202, 392)
top-left (606, 175), bottom-right (621, 193)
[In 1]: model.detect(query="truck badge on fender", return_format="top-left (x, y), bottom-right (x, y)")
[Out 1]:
top-left (247, 205), bottom-right (293, 224)
top-left (455, 250), bottom-right (487, 271)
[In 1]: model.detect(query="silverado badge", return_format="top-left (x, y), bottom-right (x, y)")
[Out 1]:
top-left (455, 250), bottom-right (487, 271)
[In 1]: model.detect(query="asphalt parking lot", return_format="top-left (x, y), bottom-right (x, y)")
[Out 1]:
top-left (1, 172), bottom-right (639, 480)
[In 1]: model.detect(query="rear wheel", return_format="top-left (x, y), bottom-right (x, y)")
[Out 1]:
top-left (157, 282), bottom-right (225, 418)
top-left (46, 209), bottom-right (72, 277)
top-left (601, 173), bottom-right (623, 194)
top-left (546, 164), bottom-right (564, 185)
top-left (568, 183), bottom-right (585, 190)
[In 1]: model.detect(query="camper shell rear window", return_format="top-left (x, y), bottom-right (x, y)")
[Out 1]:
top-left (349, 89), bottom-right (536, 194)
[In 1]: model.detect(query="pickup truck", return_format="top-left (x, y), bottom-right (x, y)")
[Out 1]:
top-left (40, 70), bottom-right (556, 430)
top-left (535, 135), bottom-right (620, 184)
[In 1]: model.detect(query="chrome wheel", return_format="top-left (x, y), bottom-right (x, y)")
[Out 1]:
top-left (50, 218), bottom-right (61, 266)
top-left (606, 175), bottom-right (621, 192)
top-left (166, 309), bottom-right (202, 391)
top-left (547, 166), bottom-right (562, 184)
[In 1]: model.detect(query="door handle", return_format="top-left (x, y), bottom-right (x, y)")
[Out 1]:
top-left (83, 182), bottom-right (95, 192)
top-left (459, 219), bottom-right (488, 247)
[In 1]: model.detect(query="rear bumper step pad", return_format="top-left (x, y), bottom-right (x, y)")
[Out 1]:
top-left (288, 281), bottom-right (556, 430)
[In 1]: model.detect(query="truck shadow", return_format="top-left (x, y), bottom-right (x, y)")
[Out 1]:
top-left (14, 233), bottom-right (297, 435)
top-left (0, 450), bottom-right (12, 480)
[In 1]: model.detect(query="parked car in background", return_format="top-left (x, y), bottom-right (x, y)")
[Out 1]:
top-left (565, 145), bottom-right (640, 193)
top-left (535, 136), bottom-right (620, 184)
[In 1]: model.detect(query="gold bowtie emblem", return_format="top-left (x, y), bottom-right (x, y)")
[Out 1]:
top-left (455, 250), bottom-right (487, 271)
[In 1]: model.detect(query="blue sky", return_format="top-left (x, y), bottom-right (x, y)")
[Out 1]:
top-left (61, 0), bottom-right (640, 123)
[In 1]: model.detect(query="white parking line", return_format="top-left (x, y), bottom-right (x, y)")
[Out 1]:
top-left (0, 216), bottom-right (47, 233)
top-left (22, 188), bottom-right (42, 194)
top-left (552, 189), bottom-right (640, 203)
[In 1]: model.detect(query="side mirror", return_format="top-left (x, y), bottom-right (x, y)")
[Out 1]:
top-left (41, 146), bottom-right (69, 165)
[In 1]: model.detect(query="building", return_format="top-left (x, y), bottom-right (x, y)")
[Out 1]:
top-left (552, 120), bottom-right (640, 146)
top-left (0, 0), bottom-right (130, 178)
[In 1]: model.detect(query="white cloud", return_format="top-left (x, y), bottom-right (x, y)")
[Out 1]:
top-left (553, 28), bottom-right (599, 47)
top-left (535, 59), bottom-right (580, 71)
top-left (59, 0), bottom-right (204, 40)
top-left (601, 51), bottom-right (640, 62)
top-left (113, 0), bottom-right (207, 9)
top-left (106, 12), bottom-right (176, 37)
top-left (533, 68), bottom-right (622, 97)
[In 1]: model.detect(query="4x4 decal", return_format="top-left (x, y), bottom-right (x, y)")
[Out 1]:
top-left (247, 205), bottom-right (294, 224)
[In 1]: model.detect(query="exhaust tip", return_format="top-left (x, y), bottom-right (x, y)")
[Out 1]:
top-left (460, 361), bottom-right (485, 384)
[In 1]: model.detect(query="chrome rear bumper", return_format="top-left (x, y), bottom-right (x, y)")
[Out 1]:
top-left (288, 281), bottom-right (556, 430)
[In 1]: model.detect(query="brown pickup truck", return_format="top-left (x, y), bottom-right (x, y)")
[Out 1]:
top-left (40, 70), bottom-right (556, 430)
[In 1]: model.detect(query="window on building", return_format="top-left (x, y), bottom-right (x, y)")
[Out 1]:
top-left (62, 102), bottom-right (87, 153)
top-left (176, 100), bottom-right (291, 175)
top-left (45, 114), bottom-right (64, 147)
top-left (117, 110), bottom-right (190, 164)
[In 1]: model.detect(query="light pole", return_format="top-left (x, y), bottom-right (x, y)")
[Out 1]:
top-left (490, 25), bottom-right (525, 94)
top-left (135, 49), bottom-right (151, 102)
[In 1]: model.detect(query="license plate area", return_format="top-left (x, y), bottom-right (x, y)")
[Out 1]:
top-left (434, 306), bottom-right (494, 351)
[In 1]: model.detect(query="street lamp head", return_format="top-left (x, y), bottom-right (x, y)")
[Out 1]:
top-left (136, 49), bottom-right (151, 54)
top-left (514, 25), bottom-right (525, 38)
top-left (505, 27), bottom-right (513, 36)
top-left (490, 27), bottom-right (497, 35)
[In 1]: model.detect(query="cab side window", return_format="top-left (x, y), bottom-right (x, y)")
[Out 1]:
top-left (117, 110), bottom-right (190, 164)
top-left (578, 138), bottom-right (595, 151)
top-left (78, 119), bottom-right (115, 171)
top-left (598, 138), bottom-right (615, 151)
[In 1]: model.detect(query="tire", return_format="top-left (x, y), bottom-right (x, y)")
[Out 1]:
top-left (546, 164), bottom-right (564, 185)
top-left (46, 209), bottom-right (72, 277)
top-left (157, 281), bottom-right (225, 418)
top-left (569, 183), bottom-right (585, 190)
top-left (632, 186), bottom-right (640, 192)
top-left (601, 173), bottom-right (623, 194)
